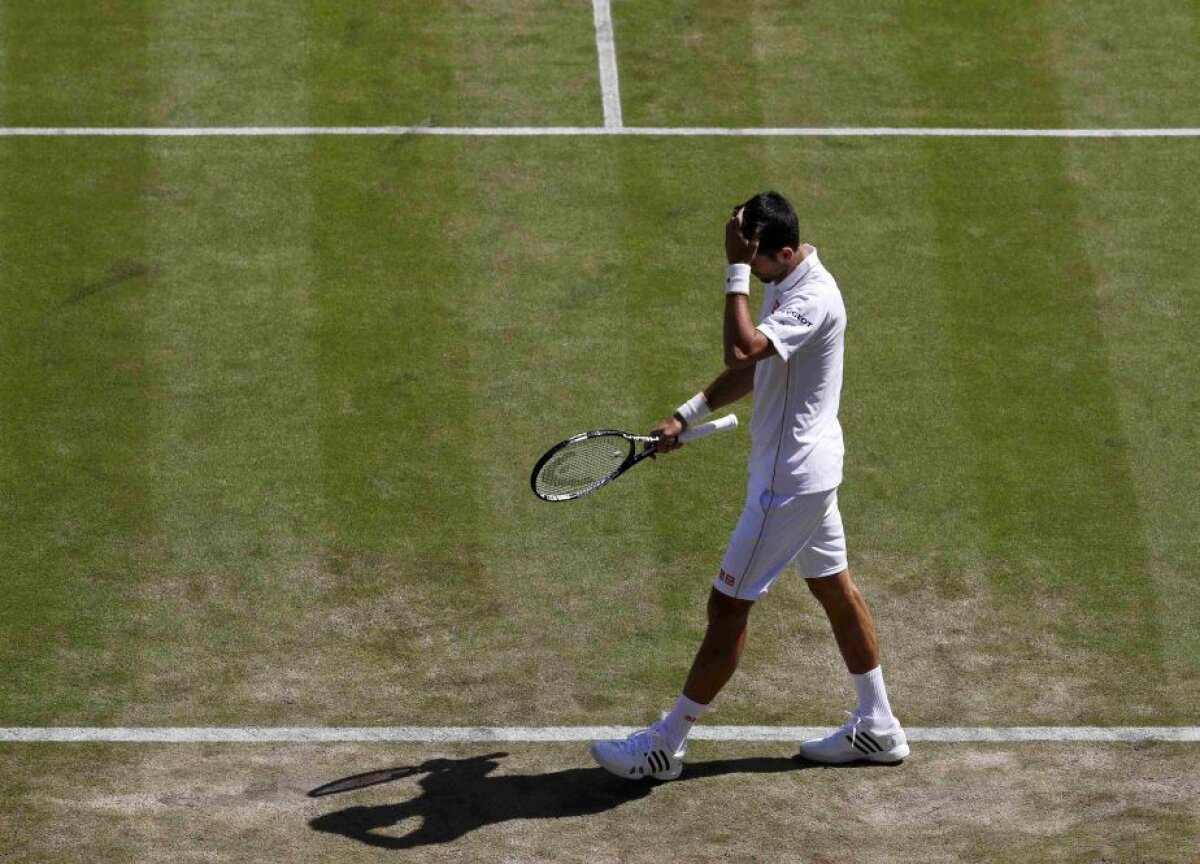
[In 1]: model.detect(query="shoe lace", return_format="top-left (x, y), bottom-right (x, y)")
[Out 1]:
top-left (841, 712), bottom-right (863, 749)
top-left (619, 727), bottom-right (658, 755)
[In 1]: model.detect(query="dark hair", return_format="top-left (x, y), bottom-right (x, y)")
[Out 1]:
top-left (738, 191), bottom-right (800, 255)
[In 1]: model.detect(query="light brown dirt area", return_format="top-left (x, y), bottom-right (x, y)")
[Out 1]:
top-left (2, 742), bottom-right (1197, 863)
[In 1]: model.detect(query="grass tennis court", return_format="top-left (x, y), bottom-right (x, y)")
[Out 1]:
top-left (2, 2), bottom-right (1197, 861)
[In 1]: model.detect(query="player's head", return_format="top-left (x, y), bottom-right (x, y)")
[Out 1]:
top-left (738, 191), bottom-right (801, 282)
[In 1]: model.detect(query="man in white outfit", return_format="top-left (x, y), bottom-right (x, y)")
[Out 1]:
top-left (591, 191), bottom-right (909, 779)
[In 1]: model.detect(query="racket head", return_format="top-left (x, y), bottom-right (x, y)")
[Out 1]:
top-left (306, 765), bottom-right (423, 797)
top-left (530, 430), bottom-right (639, 502)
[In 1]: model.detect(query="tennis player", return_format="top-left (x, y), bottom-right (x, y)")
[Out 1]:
top-left (591, 191), bottom-right (908, 779)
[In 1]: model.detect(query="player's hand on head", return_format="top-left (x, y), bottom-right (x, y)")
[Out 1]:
top-left (648, 416), bottom-right (686, 456)
top-left (725, 207), bottom-right (763, 265)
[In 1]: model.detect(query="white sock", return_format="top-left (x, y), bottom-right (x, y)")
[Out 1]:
top-left (657, 694), bottom-right (708, 752)
top-left (851, 666), bottom-right (897, 726)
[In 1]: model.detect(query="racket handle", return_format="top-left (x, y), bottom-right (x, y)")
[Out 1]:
top-left (678, 413), bottom-right (738, 443)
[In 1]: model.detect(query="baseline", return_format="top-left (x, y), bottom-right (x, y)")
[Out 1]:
top-left (1, 126), bottom-right (1198, 138)
top-left (0, 726), bottom-right (1196, 743)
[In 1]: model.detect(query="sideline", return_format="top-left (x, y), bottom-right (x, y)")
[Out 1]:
top-left (591, 0), bottom-right (623, 129)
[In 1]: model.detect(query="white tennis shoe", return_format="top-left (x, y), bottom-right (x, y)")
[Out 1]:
top-left (799, 713), bottom-right (910, 764)
top-left (590, 726), bottom-right (685, 780)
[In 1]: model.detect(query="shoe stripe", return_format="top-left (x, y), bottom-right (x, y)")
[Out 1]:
top-left (858, 732), bottom-right (882, 753)
top-left (847, 736), bottom-right (873, 755)
top-left (648, 751), bottom-right (661, 773)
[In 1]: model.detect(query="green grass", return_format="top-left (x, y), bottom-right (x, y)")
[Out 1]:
top-left (0, 0), bottom-right (601, 127)
top-left (3, 135), bottom-right (1195, 727)
top-left (616, 0), bottom-right (1200, 127)
top-left (0, 138), bottom-right (153, 724)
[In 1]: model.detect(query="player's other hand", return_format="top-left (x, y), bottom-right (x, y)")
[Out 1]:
top-left (649, 416), bottom-right (686, 456)
top-left (725, 207), bottom-right (763, 265)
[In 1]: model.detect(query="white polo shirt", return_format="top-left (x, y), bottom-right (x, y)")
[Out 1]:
top-left (746, 246), bottom-right (846, 495)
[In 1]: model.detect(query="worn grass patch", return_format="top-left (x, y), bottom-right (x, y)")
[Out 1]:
top-left (2, 742), bottom-right (1197, 863)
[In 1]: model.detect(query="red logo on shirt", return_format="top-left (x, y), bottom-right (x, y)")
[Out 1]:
top-left (719, 569), bottom-right (736, 586)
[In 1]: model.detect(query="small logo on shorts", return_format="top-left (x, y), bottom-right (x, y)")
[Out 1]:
top-left (719, 569), bottom-right (736, 586)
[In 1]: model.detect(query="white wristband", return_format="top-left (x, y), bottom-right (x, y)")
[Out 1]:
top-left (674, 391), bottom-right (711, 428)
top-left (725, 263), bottom-right (751, 296)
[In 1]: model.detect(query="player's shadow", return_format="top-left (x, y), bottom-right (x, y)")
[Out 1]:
top-left (307, 751), bottom-right (874, 850)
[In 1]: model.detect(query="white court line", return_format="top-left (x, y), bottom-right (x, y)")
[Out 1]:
top-left (1, 126), bottom-right (1198, 138)
top-left (0, 726), bottom-right (1196, 743)
top-left (590, 1), bottom-right (623, 129)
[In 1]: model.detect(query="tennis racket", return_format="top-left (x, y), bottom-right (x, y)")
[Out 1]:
top-left (530, 414), bottom-right (739, 502)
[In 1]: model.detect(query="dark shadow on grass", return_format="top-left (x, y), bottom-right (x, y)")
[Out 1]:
top-left (60, 259), bottom-right (156, 307)
top-left (308, 751), bottom-right (895, 850)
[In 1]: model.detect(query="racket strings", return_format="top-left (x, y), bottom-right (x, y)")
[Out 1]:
top-left (534, 435), bottom-right (634, 498)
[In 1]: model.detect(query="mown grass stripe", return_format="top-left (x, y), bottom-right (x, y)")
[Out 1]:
top-left (124, 1), bottom-right (325, 726)
top-left (0, 5), bottom-right (151, 126)
top-left (907, 1), bottom-right (1169, 716)
top-left (1061, 140), bottom-right (1200, 718)
top-left (1, 126), bottom-right (1197, 137)
top-left (306, 143), bottom-right (493, 722)
top-left (1043, 0), bottom-right (1200, 129)
top-left (303, 0), bottom-right (599, 128)
top-left (1, 1), bottom-right (156, 725)
top-left (0, 726), bottom-right (1195, 743)
top-left (0, 147), bottom-right (156, 723)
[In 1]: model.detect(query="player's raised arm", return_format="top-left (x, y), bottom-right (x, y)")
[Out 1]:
top-left (652, 208), bottom-right (774, 453)
top-left (723, 209), bottom-right (777, 368)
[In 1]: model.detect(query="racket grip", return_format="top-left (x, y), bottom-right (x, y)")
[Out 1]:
top-left (678, 413), bottom-right (738, 442)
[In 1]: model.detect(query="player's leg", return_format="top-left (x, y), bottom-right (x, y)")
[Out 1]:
top-left (654, 589), bottom-right (754, 751)
top-left (682, 588), bottom-right (755, 704)
top-left (799, 569), bottom-right (908, 763)
top-left (805, 569), bottom-right (880, 675)
top-left (588, 590), bottom-right (754, 781)
top-left (590, 484), bottom-right (783, 782)
top-left (794, 491), bottom-right (908, 764)
top-left (663, 486), bottom-right (792, 752)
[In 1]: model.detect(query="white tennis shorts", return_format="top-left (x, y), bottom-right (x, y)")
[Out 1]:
top-left (715, 484), bottom-right (848, 600)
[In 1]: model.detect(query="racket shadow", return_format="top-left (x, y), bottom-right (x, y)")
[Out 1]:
top-left (307, 752), bottom-right (821, 850)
